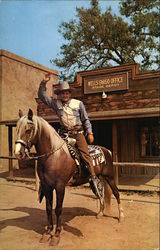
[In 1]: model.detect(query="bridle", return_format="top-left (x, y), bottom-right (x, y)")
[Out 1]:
top-left (15, 120), bottom-right (65, 160)
top-left (15, 120), bottom-right (36, 159)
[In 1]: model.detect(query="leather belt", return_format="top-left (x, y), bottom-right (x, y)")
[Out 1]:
top-left (61, 125), bottom-right (83, 132)
top-left (68, 130), bottom-right (84, 135)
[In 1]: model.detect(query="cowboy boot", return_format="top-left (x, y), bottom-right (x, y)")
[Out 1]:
top-left (90, 175), bottom-right (104, 207)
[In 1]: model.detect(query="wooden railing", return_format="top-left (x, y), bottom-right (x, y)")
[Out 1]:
top-left (0, 156), bottom-right (159, 189)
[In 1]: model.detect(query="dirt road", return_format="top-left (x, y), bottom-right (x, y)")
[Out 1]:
top-left (0, 176), bottom-right (159, 250)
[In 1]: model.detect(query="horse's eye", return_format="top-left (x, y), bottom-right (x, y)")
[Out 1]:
top-left (25, 129), bottom-right (31, 135)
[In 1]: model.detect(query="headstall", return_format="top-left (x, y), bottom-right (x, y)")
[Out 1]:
top-left (15, 121), bottom-right (65, 160)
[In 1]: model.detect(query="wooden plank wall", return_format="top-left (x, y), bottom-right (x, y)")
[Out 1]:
top-left (36, 65), bottom-right (160, 178)
top-left (36, 74), bottom-right (159, 117)
top-left (117, 119), bottom-right (159, 177)
top-left (80, 87), bottom-right (159, 113)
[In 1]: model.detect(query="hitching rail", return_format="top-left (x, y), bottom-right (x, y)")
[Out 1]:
top-left (0, 156), bottom-right (159, 167)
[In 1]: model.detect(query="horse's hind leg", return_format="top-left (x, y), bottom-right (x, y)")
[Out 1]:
top-left (103, 181), bottom-right (112, 216)
top-left (105, 177), bottom-right (124, 222)
top-left (50, 183), bottom-right (65, 246)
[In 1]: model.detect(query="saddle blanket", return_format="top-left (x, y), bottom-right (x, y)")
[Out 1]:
top-left (65, 140), bottom-right (106, 168)
top-left (88, 145), bottom-right (106, 167)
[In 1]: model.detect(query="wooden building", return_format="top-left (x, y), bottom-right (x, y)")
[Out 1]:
top-left (37, 64), bottom-right (160, 178)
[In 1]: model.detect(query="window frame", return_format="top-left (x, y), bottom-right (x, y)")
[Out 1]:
top-left (140, 125), bottom-right (159, 159)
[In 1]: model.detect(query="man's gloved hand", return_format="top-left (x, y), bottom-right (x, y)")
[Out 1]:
top-left (87, 133), bottom-right (94, 144)
top-left (43, 73), bottom-right (51, 83)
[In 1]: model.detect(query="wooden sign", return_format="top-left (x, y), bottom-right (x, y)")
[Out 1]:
top-left (84, 72), bottom-right (129, 94)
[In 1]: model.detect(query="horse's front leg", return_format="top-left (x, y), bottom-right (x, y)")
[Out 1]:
top-left (50, 184), bottom-right (65, 246)
top-left (46, 195), bottom-right (53, 233)
top-left (40, 187), bottom-right (53, 243)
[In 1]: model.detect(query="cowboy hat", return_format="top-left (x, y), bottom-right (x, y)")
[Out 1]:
top-left (54, 81), bottom-right (71, 95)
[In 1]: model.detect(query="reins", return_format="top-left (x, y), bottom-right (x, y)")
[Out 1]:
top-left (16, 115), bottom-right (66, 161)
top-left (24, 140), bottom-right (66, 160)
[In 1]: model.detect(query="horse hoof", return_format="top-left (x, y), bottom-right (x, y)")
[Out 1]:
top-left (39, 233), bottom-right (51, 243)
top-left (96, 212), bottom-right (103, 219)
top-left (49, 236), bottom-right (60, 246)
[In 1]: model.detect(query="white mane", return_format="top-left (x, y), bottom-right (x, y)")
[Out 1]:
top-left (34, 115), bottom-right (62, 144)
top-left (17, 115), bottom-right (64, 151)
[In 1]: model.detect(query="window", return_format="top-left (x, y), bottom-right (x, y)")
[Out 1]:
top-left (141, 126), bottom-right (159, 157)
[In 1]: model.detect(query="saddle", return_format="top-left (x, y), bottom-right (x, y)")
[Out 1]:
top-left (65, 137), bottom-right (106, 179)
top-left (88, 145), bottom-right (106, 167)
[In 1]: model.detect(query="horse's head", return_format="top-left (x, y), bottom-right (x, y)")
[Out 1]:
top-left (15, 109), bottom-right (36, 159)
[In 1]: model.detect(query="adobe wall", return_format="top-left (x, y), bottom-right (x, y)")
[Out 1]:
top-left (0, 50), bottom-right (58, 170)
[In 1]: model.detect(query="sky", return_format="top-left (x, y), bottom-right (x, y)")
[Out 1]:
top-left (0, 0), bottom-right (120, 72)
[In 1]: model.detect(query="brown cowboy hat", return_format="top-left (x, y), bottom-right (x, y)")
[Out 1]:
top-left (54, 81), bottom-right (71, 95)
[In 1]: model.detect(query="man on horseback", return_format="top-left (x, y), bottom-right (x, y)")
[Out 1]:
top-left (38, 73), bottom-right (102, 203)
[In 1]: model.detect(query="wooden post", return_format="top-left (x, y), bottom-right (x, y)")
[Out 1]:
top-left (35, 160), bottom-right (39, 191)
top-left (8, 125), bottom-right (13, 178)
top-left (112, 121), bottom-right (118, 186)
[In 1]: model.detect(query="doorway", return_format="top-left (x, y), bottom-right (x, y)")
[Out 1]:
top-left (91, 120), bottom-right (112, 151)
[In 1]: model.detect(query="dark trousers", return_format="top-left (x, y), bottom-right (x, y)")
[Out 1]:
top-left (73, 133), bottom-right (95, 176)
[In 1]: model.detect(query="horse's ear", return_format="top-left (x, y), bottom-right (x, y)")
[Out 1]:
top-left (28, 108), bottom-right (33, 121)
top-left (19, 109), bottom-right (23, 118)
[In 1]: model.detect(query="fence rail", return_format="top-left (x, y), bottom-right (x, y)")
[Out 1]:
top-left (0, 156), bottom-right (16, 159)
top-left (0, 156), bottom-right (159, 168)
top-left (1, 155), bottom-right (159, 189)
top-left (113, 162), bottom-right (160, 168)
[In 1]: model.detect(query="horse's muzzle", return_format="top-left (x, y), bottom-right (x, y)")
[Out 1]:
top-left (14, 141), bottom-right (26, 159)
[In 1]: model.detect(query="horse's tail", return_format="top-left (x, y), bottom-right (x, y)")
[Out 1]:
top-left (38, 183), bottom-right (44, 203)
top-left (101, 147), bottom-right (120, 204)
top-left (101, 147), bottom-right (114, 177)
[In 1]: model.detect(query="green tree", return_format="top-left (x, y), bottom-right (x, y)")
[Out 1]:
top-left (120, 0), bottom-right (159, 71)
top-left (51, 0), bottom-right (159, 80)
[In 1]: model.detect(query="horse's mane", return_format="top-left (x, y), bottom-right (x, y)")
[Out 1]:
top-left (33, 115), bottom-right (63, 146)
top-left (17, 114), bottom-right (65, 153)
top-left (34, 115), bottom-right (54, 136)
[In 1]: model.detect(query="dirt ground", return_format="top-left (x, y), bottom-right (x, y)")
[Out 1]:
top-left (0, 172), bottom-right (159, 250)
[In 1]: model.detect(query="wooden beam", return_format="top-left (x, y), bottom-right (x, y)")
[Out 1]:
top-left (8, 125), bottom-right (13, 178)
top-left (35, 160), bottom-right (39, 191)
top-left (112, 121), bottom-right (118, 185)
top-left (113, 162), bottom-right (160, 168)
top-left (0, 156), bottom-right (16, 159)
top-left (88, 107), bottom-right (159, 121)
top-left (0, 120), bottom-right (17, 126)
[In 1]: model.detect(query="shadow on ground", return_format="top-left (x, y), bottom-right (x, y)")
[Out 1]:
top-left (0, 206), bottom-right (97, 237)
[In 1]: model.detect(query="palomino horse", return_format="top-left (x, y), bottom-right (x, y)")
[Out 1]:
top-left (15, 109), bottom-right (124, 246)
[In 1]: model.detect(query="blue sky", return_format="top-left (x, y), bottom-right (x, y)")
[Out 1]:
top-left (0, 0), bottom-right (120, 71)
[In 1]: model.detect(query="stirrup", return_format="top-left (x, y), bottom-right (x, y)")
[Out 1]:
top-left (90, 175), bottom-right (104, 207)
